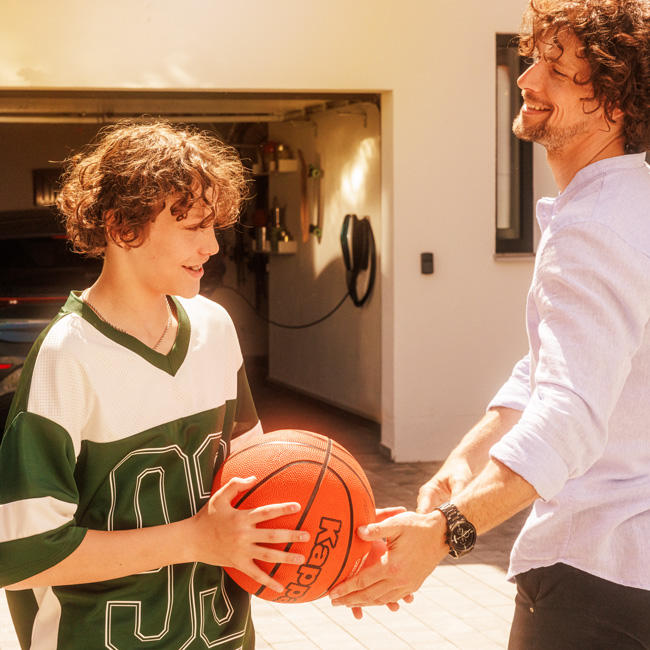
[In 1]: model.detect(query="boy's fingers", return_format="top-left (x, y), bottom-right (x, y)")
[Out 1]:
top-left (216, 475), bottom-right (257, 501)
top-left (252, 547), bottom-right (305, 565)
top-left (254, 528), bottom-right (310, 545)
top-left (241, 563), bottom-right (284, 593)
top-left (250, 502), bottom-right (301, 523)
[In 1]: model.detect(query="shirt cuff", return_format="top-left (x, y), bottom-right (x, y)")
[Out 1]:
top-left (490, 426), bottom-right (569, 501)
top-left (487, 383), bottom-right (531, 413)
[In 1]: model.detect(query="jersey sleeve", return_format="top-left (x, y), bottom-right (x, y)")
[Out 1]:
top-left (0, 411), bottom-right (87, 587)
top-left (229, 363), bottom-right (263, 451)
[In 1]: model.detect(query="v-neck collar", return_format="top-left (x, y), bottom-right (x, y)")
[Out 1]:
top-left (64, 291), bottom-right (190, 377)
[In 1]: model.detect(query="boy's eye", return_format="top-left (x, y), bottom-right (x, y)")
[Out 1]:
top-left (552, 67), bottom-right (566, 77)
top-left (187, 222), bottom-right (216, 232)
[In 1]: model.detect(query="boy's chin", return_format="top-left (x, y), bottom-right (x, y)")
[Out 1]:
top-left (175, 288), bottom-right (200, 299)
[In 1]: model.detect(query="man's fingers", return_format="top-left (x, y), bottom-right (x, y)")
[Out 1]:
top-left (375, 506), bottom-right (407, 522)
top-left (416, 493), bottom-right (432, 514)
top-left (356, 520), bottom-right (401, 542)
top-left (329, 567), bottom-right (375, 601)
top-left (334, 585), bottom-right (413, 608)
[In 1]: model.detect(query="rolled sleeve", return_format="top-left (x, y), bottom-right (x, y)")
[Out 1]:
top-left (491, 220), bottom-right (650, 501)
top-left (488, 353), bottom-right (531, 413)
top-left (490, 421), bottom-right (568, 501)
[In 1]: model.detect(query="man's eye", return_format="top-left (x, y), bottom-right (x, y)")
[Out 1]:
top-left (552, 68), bottom-right (566, 77)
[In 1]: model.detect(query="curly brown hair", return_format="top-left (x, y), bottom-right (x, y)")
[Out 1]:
top-left (57, 120), bottom-right (249, 257)
top-left (518, 0), bottom-right (650, 152)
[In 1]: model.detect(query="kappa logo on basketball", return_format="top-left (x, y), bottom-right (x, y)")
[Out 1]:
top-left (278, 516), bottom-right (342, 602)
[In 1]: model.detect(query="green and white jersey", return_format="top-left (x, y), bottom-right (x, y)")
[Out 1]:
top-left (0, 292), bottom-right (261, 650)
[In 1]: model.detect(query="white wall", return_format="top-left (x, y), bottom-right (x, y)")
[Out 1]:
top-left (1, 0), bottom-right (540, 460)
top-left (266, 103), bottom-right (381, 420)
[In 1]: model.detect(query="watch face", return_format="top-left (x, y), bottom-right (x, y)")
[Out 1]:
top-left (449, 521), bottom-right (477, 553)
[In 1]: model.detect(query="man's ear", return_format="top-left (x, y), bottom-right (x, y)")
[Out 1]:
top-left (611, 106), bottom-right (625, 122)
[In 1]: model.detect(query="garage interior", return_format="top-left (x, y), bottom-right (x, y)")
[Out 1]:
top-left (0, 89), bottom-right (383, 426)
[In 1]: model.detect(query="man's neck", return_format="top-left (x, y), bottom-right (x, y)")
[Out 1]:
top-left (547, 133), bottom-right (626, 192)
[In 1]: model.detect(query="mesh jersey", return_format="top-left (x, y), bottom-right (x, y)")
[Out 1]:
top-left (0, 292), bottom-right (261, 650)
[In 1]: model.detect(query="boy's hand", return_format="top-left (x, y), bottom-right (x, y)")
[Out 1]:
top-left (193, 476), bottom-right (309, 593)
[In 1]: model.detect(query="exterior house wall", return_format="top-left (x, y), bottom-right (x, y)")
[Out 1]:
top-left (0, 0), bottom-right (545, 460)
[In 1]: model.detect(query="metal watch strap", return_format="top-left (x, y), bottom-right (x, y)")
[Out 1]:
top-left (435, 501), bottom-right (476, 558)
top-left (436, 502), bottom-right (465, 528)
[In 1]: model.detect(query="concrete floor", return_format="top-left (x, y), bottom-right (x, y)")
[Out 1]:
top-left (0, 363), bottom-right (527, 649)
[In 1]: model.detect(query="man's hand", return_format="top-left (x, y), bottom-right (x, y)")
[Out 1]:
top-left (417, 461), bottom-right (473, 514)
top-left (418, 407), bottom-right (523, 514)
top-left (348, 507), bottom-right (414, 619)
top-left (328, 509), bottom-right (448, 608)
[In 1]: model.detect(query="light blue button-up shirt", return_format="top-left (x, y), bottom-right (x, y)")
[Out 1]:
top-left (489, 152), bottom-right (650, 589)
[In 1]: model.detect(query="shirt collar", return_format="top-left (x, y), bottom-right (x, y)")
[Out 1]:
top-left (536, 152), bottom-right (647, 232)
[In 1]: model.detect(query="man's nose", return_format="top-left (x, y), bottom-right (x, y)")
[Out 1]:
top-left (517, 61), bottom-right (542, 92)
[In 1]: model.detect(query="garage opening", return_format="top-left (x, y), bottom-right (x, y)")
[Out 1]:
top-left (0, 88), bottom-right (382, 423)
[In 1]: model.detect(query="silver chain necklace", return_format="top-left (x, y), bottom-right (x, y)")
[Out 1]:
top-left (82, 290), bottom-right (173, 351)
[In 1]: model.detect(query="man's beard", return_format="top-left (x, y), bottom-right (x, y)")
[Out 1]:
top-left (512, 110), bottom-right (591, 152)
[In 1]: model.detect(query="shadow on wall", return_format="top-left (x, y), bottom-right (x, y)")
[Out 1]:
top-left (268, 247), bottom-right (379, 421)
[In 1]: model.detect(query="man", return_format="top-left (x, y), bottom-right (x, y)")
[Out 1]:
top-left (329, 1), bottom-right (650, 647)
top-left (0, 121), bottom-right (309, 649)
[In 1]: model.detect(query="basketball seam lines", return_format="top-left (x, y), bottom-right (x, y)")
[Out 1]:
top-left (255, 437), bottom-right (333, 598)
top-left (228, 443), bottom-right (373, 502)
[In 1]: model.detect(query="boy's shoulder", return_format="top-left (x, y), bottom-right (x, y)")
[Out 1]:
top-left (176, 294), bottom-right (233, 326)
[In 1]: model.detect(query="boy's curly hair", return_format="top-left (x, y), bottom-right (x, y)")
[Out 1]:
top-left (518, 0), bottom-right (650, 152)
top-left (57, 120), bottom-right (249, 257)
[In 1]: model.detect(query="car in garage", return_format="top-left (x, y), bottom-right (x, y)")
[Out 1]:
top-left (0, 208), bottom-right (101, 436)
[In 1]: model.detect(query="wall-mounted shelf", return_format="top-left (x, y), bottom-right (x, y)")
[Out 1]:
top-left (253, 240), bottom-right (297, 255)
top-left (252, 159), bottom-right (299, 175)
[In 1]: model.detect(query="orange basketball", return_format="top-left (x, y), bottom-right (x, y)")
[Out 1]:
top-left (212, 429), bottom-right (376, 603)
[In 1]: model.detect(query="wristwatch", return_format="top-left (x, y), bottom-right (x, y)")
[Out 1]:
top-left (435, 502), bottom-right (477, 558)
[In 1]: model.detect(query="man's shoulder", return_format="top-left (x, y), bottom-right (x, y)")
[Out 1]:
top-left (554, 158), bottom-right (650, 253)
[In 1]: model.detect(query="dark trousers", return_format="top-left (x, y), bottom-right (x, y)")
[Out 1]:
top-left (509, 563), bottom-right (650, 650)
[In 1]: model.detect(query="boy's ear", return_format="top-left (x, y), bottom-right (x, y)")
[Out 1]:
top-left (104, 209), bottom-right (126, 248)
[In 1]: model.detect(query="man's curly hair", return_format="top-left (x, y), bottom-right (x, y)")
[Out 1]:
top-left (57, 120), bottom-right (249, 258)
top-left (518, 0), bottom-right (650, 152)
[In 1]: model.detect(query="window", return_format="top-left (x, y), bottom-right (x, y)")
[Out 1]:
top-left (496, 34), bottom-right (534, 255)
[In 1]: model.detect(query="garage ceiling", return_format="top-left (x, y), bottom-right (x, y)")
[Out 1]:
top-left (0, 89), bottom-right (380, 124)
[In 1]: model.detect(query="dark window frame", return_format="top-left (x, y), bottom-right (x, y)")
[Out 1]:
top-left (496, 34), bottom-right (534, 255)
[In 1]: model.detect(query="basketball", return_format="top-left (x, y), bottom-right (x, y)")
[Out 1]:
top-left (212, 429), bottom-right (376, 603)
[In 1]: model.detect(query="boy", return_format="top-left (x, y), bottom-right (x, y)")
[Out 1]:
top-left (0, 121), bottom-right (308, 649)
